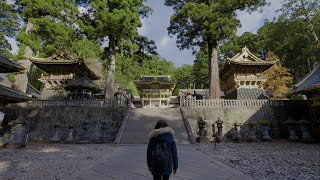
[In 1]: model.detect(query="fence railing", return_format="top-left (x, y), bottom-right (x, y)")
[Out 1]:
top-left (7, 98), bottom-right (128, 107)
top-left (180, 97), bottom-right (307, 107)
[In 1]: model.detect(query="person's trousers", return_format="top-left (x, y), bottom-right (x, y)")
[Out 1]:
top-left (152, 174), bottom-right (170, 180)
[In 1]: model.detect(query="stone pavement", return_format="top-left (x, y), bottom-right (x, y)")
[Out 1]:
top-left (69, 145), bottom-right (252, 180)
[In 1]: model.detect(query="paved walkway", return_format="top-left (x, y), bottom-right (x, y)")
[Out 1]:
top-left (68, 145), bottom-right (252, 180)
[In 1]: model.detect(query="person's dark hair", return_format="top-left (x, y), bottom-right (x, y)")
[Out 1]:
top-left (154, 120), bottom-right (168, 129)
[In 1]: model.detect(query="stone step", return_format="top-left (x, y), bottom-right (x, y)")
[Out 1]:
top-left (120, 108), bottom-right (190, 144)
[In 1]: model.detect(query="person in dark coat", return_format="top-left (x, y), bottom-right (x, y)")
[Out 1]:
top-left (147, 120), bottom-right (178, 180)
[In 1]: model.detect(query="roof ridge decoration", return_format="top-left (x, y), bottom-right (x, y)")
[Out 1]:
top-left (227, 47), bottom-right (278, 64)
top-left (28, 52), bottom-right (78, 62)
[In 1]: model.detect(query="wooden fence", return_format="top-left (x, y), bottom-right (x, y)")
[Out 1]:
top-left (180, 97), bottom-right (307, 107)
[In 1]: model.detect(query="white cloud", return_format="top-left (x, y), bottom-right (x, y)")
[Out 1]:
top-left (158, 35), bottom-right (174, 51)
top-left (236, 0), bottom-right (282, 35)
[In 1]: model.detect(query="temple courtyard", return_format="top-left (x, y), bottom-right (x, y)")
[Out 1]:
top-left (0, 141), bottom-right (319, 180)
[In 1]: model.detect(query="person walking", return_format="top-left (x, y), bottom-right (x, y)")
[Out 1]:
top-left (147, 120), bottom-right (178, 180)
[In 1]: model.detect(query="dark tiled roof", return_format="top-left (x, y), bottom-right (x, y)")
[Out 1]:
top-left (288, 63), bottom-right (320, 95)
top-left (0, 55), bottom-right (24, 73)
top-left (225, 88), bottom-right (269, 100)
top-left (0, 84), bottom-right (31, 102)
top-left (65, 76), bottom-right (101, 93)
top-left (140, 76), bottom-right (171, 82)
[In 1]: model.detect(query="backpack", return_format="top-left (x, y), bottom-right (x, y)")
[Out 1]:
top-left (151, 139), bottom-right (172, 173)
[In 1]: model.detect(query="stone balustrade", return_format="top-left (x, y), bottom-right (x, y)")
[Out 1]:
top-left (180, 97), bottom-right (307, 107)
top-left (6, 98), bottom-right (128, 107)
top-left (40, 74), bottom-right (74, 80)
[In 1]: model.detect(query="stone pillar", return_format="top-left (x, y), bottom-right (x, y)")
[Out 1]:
top-left (8, 116), bottom-right (27, 148)
top-left (216, 118), bottom-right (224, 143)
top-left (299, 120), bottom-right (314, 143)
top-left (99, 121), bottom-right (110, 143)
top-left (78, 122), bottom-right (90, 144)
top-left (288, 126), bottom-right (299, 141)
top-left (66, 128), bottom-right (75, 143)
top-left (262, 126), bottom-right (272, 141)
top-left (50, 126), bottom-right (61, 143)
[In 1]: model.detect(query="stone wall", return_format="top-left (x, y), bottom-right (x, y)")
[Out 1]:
top-left (183, 105), bottom-right (309, 141)
top-left (1, 106), bottom-right (126, 143)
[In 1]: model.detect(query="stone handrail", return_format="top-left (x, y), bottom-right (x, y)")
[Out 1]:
top-left (114, 98), bottom-right (132, 144)
top-left (180, 107), bottom-right (197, 144)
top-left (7, 98), bottom-right (128, 107)
top-left (180, 97), bottom-right (307, 107)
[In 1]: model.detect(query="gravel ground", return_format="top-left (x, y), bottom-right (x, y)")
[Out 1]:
top-left (199, 140), bottom-right (320, 180)
top-left (0, 143), bottom-right (116, 180)
top-left (1, 141), bottom-right (319, 180)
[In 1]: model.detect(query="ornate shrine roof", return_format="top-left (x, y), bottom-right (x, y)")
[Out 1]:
top-left (65, 76), bottom-right (101, 94)
top-left (220, 47), bottom-right (277, 75)
top-left (135, 75), bottom-right (175, 89)
top-left (28, 53), bottom-right (99, 80)
top-left (0, 55), bottom-right (25, 73)
top-left (288, 63), bottom-right (320, 95)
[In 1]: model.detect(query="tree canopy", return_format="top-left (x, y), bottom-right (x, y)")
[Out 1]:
top-left (165, 0), bottom-right (267, 99)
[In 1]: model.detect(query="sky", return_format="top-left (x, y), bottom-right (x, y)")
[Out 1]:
top-left (8, 0), bottom-right (282, 67)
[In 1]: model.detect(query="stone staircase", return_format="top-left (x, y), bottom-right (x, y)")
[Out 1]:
top-left (120, 108), bottom-right (190, 144)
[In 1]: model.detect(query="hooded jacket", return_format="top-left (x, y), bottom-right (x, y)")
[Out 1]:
top-left (147, 127), bottom-right (178, 176)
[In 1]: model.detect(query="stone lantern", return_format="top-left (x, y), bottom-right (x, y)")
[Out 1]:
top-left (50, 122), bottom-right (61, 143)
top-left (216, 117), bottom-right (224, 143)
top-left (232, 122), bottom-right (242, 143)
top-left (8, 116), bottom-right (27, 148)
top-left (299, 119), bottom-right (314, 143)
top-left (99, 121), bottom-right (110, 143)
top-left (78, 121), bottom-right (91, 144)
top-left (196, 118), bottom-right (208, 143)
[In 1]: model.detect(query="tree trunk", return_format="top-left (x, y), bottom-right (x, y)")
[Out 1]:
top-left (11, 21), bottom-right (33, 93)
top-left (105, 36), bottom-right (116, 99)
top-left (208, 41), bottom-right (221, 99)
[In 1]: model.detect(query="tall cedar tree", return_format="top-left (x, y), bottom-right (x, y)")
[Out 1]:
top-left (78, 0), bottom-right (151, 98)
top-left (15, 0), bottom-right (79, 57)
top-left (279, 0), bottom-right (320, 49)
top-left (165, 0), bottom-right (267, 99)
top-left (0, 0), bottom-right (19, 57)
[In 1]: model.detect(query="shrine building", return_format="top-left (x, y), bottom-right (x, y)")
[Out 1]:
top-left (220, 47), bottom-right (277, 100)
top-left (29, 53), bottom-right (100, 100)
top-left (288, 63), bottom-right (320, 122)
top-left (134, 75), bottom-right (175, 108)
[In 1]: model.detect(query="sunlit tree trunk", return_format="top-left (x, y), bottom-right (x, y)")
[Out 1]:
top-left (208, 40), bottom-right (221, 99)
top-left (105, 36), bottom-right (116, 98)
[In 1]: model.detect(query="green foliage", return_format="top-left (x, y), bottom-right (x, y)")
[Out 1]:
top-left (245, 121), bottom-right (256, 128)
top-left (193, 47), bottom-right (209, 89)
top-left (16, 0), bottom-right (80, 57)
top-left (27, 64), bottom-right (44, 90)
top-left (174, 64), bottom-right (194, 90)
top-left (258, 119), bottom-right (271, 126)
top-left (8, 73), bottom-right (16, 83)
top-left (0, 0), bottom-right (19, 55)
